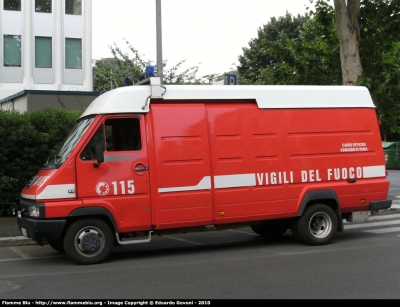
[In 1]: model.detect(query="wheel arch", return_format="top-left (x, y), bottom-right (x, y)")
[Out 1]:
top-left (67, 207), bottom-right (118, 234)
top-left (297, 190), bottom-right (344, 232)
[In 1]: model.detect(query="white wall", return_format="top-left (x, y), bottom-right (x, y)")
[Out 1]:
top-left (0, 0), bottom-right (92, 100)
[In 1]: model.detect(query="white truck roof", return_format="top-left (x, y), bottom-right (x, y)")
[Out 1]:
top-left (80, 80), bottom-right (375, 118)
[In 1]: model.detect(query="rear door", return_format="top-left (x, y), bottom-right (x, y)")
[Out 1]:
top-left (75, 115), bottom-right (151, 232)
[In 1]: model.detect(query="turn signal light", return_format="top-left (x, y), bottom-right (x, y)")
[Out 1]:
top-left (218, 211), bottom-right (225, 216)
top-left (359, 199), bottom-right (366, 204)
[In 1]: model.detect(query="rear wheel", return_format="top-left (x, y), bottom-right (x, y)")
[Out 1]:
top-left (290, 221), bottom-right (304, 243)
top-left (64, 218), bottom-right (114, 265)
top-left (250, 221), bottom-right (288, 239)
top-left (295, 204), bottom-right (338, 245)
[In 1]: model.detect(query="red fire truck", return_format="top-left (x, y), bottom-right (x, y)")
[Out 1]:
top-left (17, 78), bottom-right (391, 264)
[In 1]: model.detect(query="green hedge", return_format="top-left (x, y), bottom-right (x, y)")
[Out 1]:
top-left (0, 108), bottom-right (82, 216)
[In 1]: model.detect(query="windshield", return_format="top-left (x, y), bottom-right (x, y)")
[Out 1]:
top-left (43, 117), bottom-right (95, 169)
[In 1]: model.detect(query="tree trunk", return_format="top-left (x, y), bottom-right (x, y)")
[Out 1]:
top-left (333, 0), bottom-right (363, 85)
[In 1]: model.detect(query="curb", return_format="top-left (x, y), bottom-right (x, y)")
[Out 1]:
top-left (0, 236), bottom-right (37, 247)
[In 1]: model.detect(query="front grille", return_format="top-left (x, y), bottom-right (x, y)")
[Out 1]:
top-left (25, 176), bottom-right (39, 188)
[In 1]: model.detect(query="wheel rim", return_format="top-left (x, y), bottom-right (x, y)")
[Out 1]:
top-left (308, 211), bottom-right (332, 238)
top-left (74, 226), bottom-right (105, 257)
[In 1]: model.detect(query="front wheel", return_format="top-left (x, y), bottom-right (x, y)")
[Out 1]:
top-left (294, 204), bottom-right (338, 246)
top-left (48, 239), bottom-right (65, 253)
top-left (64, 219), bottom-right (114, 265)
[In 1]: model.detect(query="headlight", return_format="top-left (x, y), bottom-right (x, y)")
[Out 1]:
top-left (28, 206), bottom-right (40, 218)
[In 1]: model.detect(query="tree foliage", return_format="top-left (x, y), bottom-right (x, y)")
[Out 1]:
top-left (93, 40), bottom-right (218, 92)
top-left (237, 12), bottom-right (341, 85)
top-left (238, 13), bottom-right (307, 84)
top-left (237, 1), bottom-right (400, 140)
top-left (312, 0), bottom-right (400, 139)
top-left (0, 111), bottom-right (37, 216)
top-left (357, 0), bottom-right (400, 139)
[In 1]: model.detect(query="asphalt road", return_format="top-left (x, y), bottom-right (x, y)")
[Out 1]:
top-left (2, 212), bottom-right (400, 299)
top-left (0, 170), bottom-right (400, 299)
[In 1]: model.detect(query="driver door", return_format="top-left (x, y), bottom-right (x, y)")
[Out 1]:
top-left (76, 115), bottom-right (151, 232)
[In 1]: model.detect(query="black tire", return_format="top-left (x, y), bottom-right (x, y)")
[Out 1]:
top-left (63, 219), bottom-right (114, 265)
top-left (250, 221), bottom-right (288, 239)
top-left (48, 240), bottom-right (65, 253)
top-left (250, 225), bottom-right (262, 235)
top-left (290, 220), bottom-right (304, 244)
top-left (296, 204), bottom-right (338, 246)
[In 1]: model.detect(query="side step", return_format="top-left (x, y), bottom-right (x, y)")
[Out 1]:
top-left (115, 231), bottom-right (152, 245)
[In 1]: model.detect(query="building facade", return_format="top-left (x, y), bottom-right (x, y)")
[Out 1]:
top-left (0, 0), bottom-right (93, 103)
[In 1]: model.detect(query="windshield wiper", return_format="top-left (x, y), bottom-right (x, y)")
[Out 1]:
top-left (43, 155), bottom-right (62, 167)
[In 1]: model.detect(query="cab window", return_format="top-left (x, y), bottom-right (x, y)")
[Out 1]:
top-left (105, 118), bottom-right (142, 151)
top-left (80, 118), bottom-right (141, 161)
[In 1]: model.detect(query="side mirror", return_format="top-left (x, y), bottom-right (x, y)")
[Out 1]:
top-left (93, 145), bottom-right (104, 168)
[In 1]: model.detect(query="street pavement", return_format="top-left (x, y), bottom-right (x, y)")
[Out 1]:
top-left (1, 202), bottom-right (400, 248)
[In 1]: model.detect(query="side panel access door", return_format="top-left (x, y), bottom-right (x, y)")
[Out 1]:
top-left (75, 115), bottom-right (151, 233)
top-left (150, 103), bottom-right (213, 229)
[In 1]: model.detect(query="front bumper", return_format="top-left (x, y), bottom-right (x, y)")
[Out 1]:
top-left (17, 216), bottom-right (66, 240)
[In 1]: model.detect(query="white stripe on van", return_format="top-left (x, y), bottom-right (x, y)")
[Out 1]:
top-left (214, 173), bottom-right (256, 189)
top-left (363, 165), bottom-right (386, 178)
top-left (36, 184), bottom-right (76, 200)
top-left (158, 176), bottom-right (211, 193)
top-left (20, 193), bottom-right (36, 200)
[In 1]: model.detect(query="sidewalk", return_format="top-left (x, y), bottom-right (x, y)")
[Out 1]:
top-left (0, 216), bottom-right (37, 247)
top-left (2, 202), bottom-right (400, 248)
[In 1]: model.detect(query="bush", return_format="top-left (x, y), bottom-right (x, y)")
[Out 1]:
top-left (0, 108), bottom-right (82, 216)
top-left (29, 108), bottom-right (83, 154)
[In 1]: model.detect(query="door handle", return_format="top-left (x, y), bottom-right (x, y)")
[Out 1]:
top-left (135, 166), bottom-right (149, 172)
